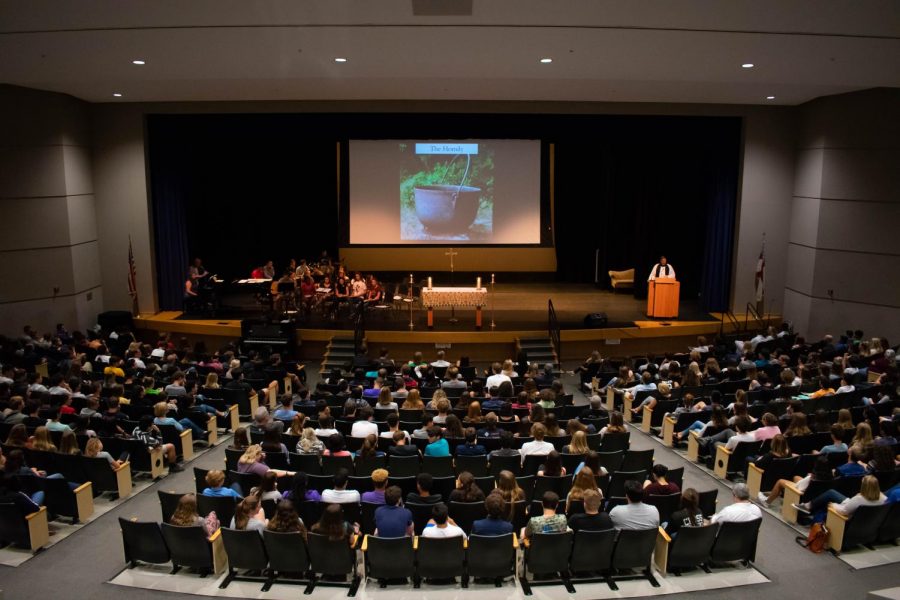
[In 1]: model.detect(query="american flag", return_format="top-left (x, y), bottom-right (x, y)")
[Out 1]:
top-left (127, 236), bottom-right (139, 315)
top-left (754, 243), bottom-right (765, 303)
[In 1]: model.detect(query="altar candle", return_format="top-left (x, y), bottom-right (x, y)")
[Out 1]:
top-left (409, 273), bottom-right (413, 284)
top-left (491, 273), bottom-right (495, 284)
top-left (427, 276), bottom-right (432, 289)
top-left (476, 276), bottom-right (481, 289)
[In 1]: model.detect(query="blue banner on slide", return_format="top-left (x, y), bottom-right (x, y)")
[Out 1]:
top-left (415, 142), bottom-right (479, 155)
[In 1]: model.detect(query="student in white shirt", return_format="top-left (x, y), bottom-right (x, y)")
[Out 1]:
top-left (519, 423), bottom-right (555, 463)
top-left (721, 416), bottom-right (756, 451)
top-left (485, 362), bottom-right (512, 390)
top-left (430, 351), bottom-right (451, 368)
top-left (350, 406), bottom-right (379, 438)
top-left (710, 484), bottom-right (762, 523)
top-left (321, 469), bottom-right (361, 504)
top-left (422, 503), bottom-right (467, 539)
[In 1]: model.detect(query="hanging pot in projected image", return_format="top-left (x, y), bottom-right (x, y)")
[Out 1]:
top-left (413, 184), bottom-right (481, 234)
top-left (413, 152), bottom-right (481, 234)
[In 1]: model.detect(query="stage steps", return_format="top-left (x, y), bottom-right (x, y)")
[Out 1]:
top-left (320, 335), bottom-right (362, 374)
top-left (517, 336), bottom-right (558, 369)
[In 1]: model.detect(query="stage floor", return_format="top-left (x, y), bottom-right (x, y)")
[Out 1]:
top-left (178, 283), bottom-right (717, 332)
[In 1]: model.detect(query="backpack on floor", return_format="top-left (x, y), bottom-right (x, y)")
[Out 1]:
top-left (796, 522), bottom-right (828, 553)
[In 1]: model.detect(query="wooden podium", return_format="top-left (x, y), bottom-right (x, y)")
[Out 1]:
top-left (647, 278), bottom-right (680, 318)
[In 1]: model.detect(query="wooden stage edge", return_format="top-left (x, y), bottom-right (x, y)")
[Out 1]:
top-left (134, 311), bottom-right (781, 360)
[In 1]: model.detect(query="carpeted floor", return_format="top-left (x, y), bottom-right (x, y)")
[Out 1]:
top-left (1, 366), bottom-right (897, 600)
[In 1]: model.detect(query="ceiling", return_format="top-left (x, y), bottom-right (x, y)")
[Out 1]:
top-left (1, 0), bottom-right (899, 105)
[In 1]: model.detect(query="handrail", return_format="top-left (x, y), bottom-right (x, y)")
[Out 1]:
top-left (744, 302), bottom-right (766, 332)
top-left (719, 310), bottom-right (739, 336)
top-left (548, 299), bottom-right (561, 367)
top-left (353, 302), bottom-right (366, 355)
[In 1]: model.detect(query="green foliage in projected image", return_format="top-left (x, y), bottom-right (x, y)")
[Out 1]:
top-left (399, 144), bottom-right (494, 214)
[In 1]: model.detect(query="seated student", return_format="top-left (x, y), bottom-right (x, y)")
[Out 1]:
top-left (489, 430), bottom-right (520, 460)
top-left (388, 430), bottom-right (420, 457)
top-left (283, 471), bottom-right (322, 503)
top-left (424, 427), bottom-right (451, 457)
top-left (568, 488), bottom-right (613, 532)
top-left (133, 415), bottom-right (183, 472)
top-left (296, 427), bottom-right (324, 455)
top-left (202, 469), bottom-right (242, 498)
top-left (795, 474), bottom-right (886, 520)
top-left (760, 455), bottom-right (833, 506)
top-left (816, 424), bottom-right (850, 455)
top-left (449, 471), bottom-right (486, 503)
top-left (407, 472), bottom-right (443, 505)
top-left (423, 503), bottom-right (467, 539)
top-left (666, 488), bottom-right (706, 536)
top-left (374, 485), bottom-right (414, 537)
top-left (153, 401), bottom-right (206, 438)
top-left (321, 468), bottom-right (361, 504)
top-left (231, 495), bottom-right (267, 534)
top-left (266, 500), bottom-right (307, 534)
top-left (323, 433), bottom-right (352, 457)
top-left (170, 493), bottom-right (219, 535)
top-left (351, 406), bottom-right (379, 439)
top-left (835, 448), bottom-right (869, 478)
top-left (361, 469), bottom-right (389, 505)
top-left (379, 413), bottom-right (410, 443)
top-left (610, 480), bottom-right (660, 530)
top-left (472, 492), bottom-right (515, 536)
top-left (867, 444), bottom-right (900, 474)
top-left (314, 415), bottom-right (339, 438)
top-left (254, 471), bottom-right (284, 503)
top-left (412, 414), bottom-right (436, 439)
top-left (537, 450), bottom-right (566, 477)
top-left (718, 415), bottom-right (756, 451)
top-left (710, 483), bottom-right (762, 523)
top-left (520, 423), bottom-right (554, 462)
top-left (753, 412), bottom-right (781, 441)
top-left (456, 428), bottom-right (487, 456)
top-left (84, 437), bottom-right (124, 469)
top-left (354, 434), bottom-right (385, 461)
top-left (272, 394), bottom-right (298, 421)
top-left (522, 491), bottom-right (568, 539)
top-left (261, 427), bottom-right (289, 457)
top-left (643, 464), bottom-right (680, 495)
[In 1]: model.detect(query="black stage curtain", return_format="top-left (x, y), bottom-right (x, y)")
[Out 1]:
top-left (147, 113), bottom-right (740, 312)
top-left (553, 116), bottom-right (740, 312)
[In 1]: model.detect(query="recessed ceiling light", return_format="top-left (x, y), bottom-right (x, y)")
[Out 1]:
top-left (132, 59), bottom-right (146, 65)
top-left (334, 57), bottom-right (347, 63)
top-left (766, 95), bottom-right (776, 100)
top-left (112, 93), bottom-right (122, 97)
top-left (540, 58), bottom-right (552, 63)
top-left (741, 63), bottom-right (754, 68)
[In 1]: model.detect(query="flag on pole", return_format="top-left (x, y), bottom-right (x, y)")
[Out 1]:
top-left (754, 240), bottom-right (765, 304)
top-left (127, 236), bottom-right (139, 316)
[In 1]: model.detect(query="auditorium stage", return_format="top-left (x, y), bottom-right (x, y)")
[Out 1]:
top-left (135, 284), bottom-right (780, 362)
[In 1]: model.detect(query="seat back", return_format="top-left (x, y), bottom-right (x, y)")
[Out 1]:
top-left (263, 530), bottom-right (311, 574)
top-left (666, 524), bottom-right (718, 570)
top-left (596, 451), bottom-right (625, 474)
top-left (119, 518), bottom-right (170, 565)
top-left (197, 494), bottom-right (238, 527)
top-left (448, 501), bottom-right (487, 535)
top-left (406, 502), bottom-right (436, 535)
top-left (161, 523), bottom-right (214, 570)
top-left (81, 455), bottom-right (121, 494)
top-left (843, 503), bottom-right (892, 550)
top-left (0, 502), bottom-right (31, 547)
top-left (522, 454), bottom-right (548, 476)
top-left (40, 477), bottom-right (79, 519)
top-left (877, 502), bottom-right (900, 544)
top-left (488, 454), bottom-right (521, 476)
top-left (221, 527), bottom-right (269, 571)
top-left (322, 455), bottom-right (354, 475)
top-left (611, 527), bottom-right (657, 570)
top-left (570, 528), bottom-right (616, 572)
top-left (354, 455), bottom-right (386, 476)
top-left (724, 441), bottom-right (762, 474)
top-left (157, 490), bottom-right (184, 522)
top-left (422, 455), bottom-right (454, 477)
top-left (620, 449), bottom-right (654, 472)
top-left (608, 470), bottom-right (648, 498)
top-left (709, 518), bottom-right (762, 563)
top-left (307, 532), bottom-right (356, 576)
top-left (526, 532), bottom-right (573, 574)
top-left (645, 493), bottom-right (682, 525)
top-left (532, 475), bottom-right (572, 502)
top-left (599, 431), bottom-right (630, 452)
top-left (698, 489), bottom-right (718, 518)
top-left (364, 536), bottom-right (416, 580)
top-left (417, 535), bottom-right (466, 579)
top-left (289, 452), bottom-right (322, 474)
top-left (759, 457), bottom-right (799, 492)
top-left (386, 455), bottom-right (420, 477)
top-left (454, 454), bottom-right (488, 477)
top-left (467, 533), bottom-right (516, 579)
top-left (360, 502), bottom-right (380, 535)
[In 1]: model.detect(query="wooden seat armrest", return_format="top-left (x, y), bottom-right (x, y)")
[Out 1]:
top-left (463, 538), bottom-right (468, 549)
top-left (208, 528), bottom-right (222, 542)
top-left (641, 406), bottom-right (653, 432)
top-left (719, 446), bottom-right (733, 456)
top-left (781, 482), bottom-right (804, 523)
top-left (657, 526), bottom-right (671, 543)
top-left (113, 460), bottom-right (131, 473)
top-left (360, 534), bottom-right (369, 552)
top-left (654, 526), bottom-right (671, 574)
top-left (512, 533), bottom-right (519, 548)
top-left (827, 506), bottom-right (848, 522)
top-left (746, 462), bottom-right (763, 496)
top-left (413, 536), bottom-right (419, 550)
top-left (25, 506), bottom-right (47, 521)
top-left (74, 481), bottom-right (92, 493)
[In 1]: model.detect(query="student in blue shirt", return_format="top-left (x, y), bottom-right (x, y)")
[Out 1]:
top-left (201, 469), bottom-right (243, 498)
top-left (424, 427), bottom-right (450, 457)
top-left (817, 425), bottom-right (849, 455)
top-left (456, 428), bottom-right (487, 456)
top-left (835, 448), bottom-right (868, 478)
top-left (272, 394), bottom-right (298, 421)
top-left (374, 485), bottom-right (414, 537)
top-left (471, 493), bottom-right (514, 536)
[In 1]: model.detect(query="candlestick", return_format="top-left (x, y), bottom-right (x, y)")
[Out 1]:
top-left (476, 276), bottom-right (481, 289)
top-left (427, 276), bottom-right (432, 289)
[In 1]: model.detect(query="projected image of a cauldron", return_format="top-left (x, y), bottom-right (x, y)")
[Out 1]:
top-left (413, 184), bottom-right (482, 234)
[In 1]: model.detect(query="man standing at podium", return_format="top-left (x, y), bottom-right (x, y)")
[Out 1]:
top-left (647, 256), bottom-right (675, 281)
